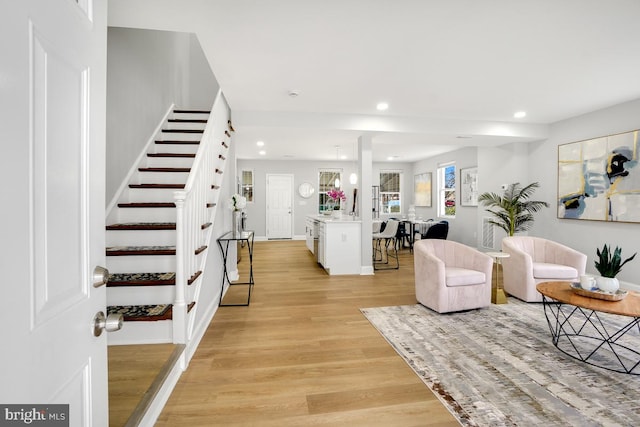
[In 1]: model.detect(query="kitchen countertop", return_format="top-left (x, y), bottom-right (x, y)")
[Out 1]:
top-left (307, 214), bottom-right (361, 223)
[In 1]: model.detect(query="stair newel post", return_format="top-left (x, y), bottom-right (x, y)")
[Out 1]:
top-left (173, 190), bottom-right (188, 344)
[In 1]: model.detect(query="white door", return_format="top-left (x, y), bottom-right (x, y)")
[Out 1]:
top-left (266, 174), bottom-right (293, 239)
top-left (0, 1), bottom-right (109, 425)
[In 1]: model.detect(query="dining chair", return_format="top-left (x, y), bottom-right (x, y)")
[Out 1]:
top-left (372, 220), bottom-right (400, 270)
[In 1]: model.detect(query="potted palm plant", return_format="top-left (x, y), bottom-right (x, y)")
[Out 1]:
top-left (594, 244), bottom-right (636, 292)
top-left (478, 182), bottom-right (549, 236)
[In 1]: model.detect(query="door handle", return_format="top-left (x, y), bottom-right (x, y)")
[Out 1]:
top-left (93, 266), bottom-right (110, 288)
top-left (93, 311), bottom-right (123, 337)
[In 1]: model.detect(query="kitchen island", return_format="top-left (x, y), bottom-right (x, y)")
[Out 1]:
top-left (306, 214), bottom-right (362, 275)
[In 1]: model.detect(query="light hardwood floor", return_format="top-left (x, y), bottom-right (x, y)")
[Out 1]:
top-left (111, 239), bottom-right (459, 426)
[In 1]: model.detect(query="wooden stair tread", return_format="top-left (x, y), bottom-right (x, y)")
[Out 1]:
top-left (106, 222), bottom-right (176, 230)
top-left (106, 246), bottom-right (176, 256)
top-left (147, 153), bottom-right (196, 158)
top-left (138, 167), bottom-right (191, 173)
top-left (118, 202), bottom-right (175, 208)
top-left (173, 109), bottom-right (210, 114)
top-left (188, 271), bottom-right (202, 285)
top-left (155, 140), bottom-right (200, 145)
top-left (107, 301), bottom-right (196, 322)
top-left (162, 129), bottom-right (204, 134)
top-left (168, 119), bottom-right (207, 123)
top-left (108, 272), bottom-right (176, 286)
top-left (129, 183), bottom-right (185, 189)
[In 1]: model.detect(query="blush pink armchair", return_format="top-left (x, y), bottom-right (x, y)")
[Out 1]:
top-left (414, 240), bottom-right (493, 313)
top-left (501, 236), bottom-right (587, 302)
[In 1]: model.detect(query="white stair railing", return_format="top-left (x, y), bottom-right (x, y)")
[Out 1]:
top-left (173, 90), bottom-right (230, 344)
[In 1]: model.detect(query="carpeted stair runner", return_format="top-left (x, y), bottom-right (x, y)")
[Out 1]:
top-left (108, 272), bottom-right (176, 287)
top-left (107, 271), bottom-right (202, 287)
top-left (108, 304), bottom-right (173, 321)
top-left (107, 302), bottom-right (196, 322)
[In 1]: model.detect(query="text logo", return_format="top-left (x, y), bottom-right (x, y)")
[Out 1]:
top-left (0, 405), bottom-right (69, 426)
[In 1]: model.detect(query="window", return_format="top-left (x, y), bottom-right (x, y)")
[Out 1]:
top-left (438, 163), bottom-right (456, 217)
top-left (241, 170), bottom-right (253, 202)
top-left (380, 171), bottom-right (401, 214)
top-left (318, 169), bottom-right (342, 212)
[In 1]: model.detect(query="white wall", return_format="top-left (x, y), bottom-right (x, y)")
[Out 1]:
top-left (106, 28), bottom-right (219, 204)
top-left (477, 142), bottom-right (530, 249)
top-left (236, 159), bottom-right (413, 238)
top-left (528, 98), bottom-right (640, 283)
top-left (412, 147), bottom-right (479, 247)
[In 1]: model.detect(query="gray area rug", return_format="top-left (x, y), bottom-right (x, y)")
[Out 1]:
top-left (361, 299), bottom-right (640, 426)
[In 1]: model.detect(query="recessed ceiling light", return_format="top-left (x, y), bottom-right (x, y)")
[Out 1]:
top-left (377, 102), bottom-right (389, 111)
top-left (257, 141), bottom-right (265, 146)
top-left (259, 150), bottom-right (266, 156)
top-left (340, 155), bottom-right (347, 160)
top-left (514, 111), bottom-right (527, 118)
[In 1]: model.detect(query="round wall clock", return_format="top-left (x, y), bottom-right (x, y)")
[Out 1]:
top-left (298, 182), bottom-right (315, 198)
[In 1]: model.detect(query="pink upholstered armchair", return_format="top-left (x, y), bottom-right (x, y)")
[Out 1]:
top-left (501, 236), bottom-right (587, 302)
top-left (414, 240), bottom-right (493, 313)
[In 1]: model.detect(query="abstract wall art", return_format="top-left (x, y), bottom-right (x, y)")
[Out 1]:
top-left (558, 129), bottom-right (640, 222)
top-left (414, 172), bottom-right (432, 207)
top-left (460, 166), bottom-right (478, 206)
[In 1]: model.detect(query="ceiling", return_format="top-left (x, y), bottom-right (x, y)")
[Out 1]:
top-left (108, 0), bottom-right (640, 162)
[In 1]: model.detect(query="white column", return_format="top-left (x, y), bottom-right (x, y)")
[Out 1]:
top-left (358, 134), bottom-right (374, 274)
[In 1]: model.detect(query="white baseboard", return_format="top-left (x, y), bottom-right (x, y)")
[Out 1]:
top-left (137, 347), bottom-right (186, 427)
top-left (360, 266), bottom-right (375, 275)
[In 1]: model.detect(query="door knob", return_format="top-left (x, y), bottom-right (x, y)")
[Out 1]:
top-left (93, 311), bottom-right (123, 337)
top-left (93, 266), bottom-right (110, 288)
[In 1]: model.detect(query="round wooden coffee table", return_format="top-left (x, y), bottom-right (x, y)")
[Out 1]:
top-left (537, 281), bottom-right (640, 374)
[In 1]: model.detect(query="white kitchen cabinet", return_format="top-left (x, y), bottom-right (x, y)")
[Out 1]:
top-left (308, 215), bottom-right (361, 275)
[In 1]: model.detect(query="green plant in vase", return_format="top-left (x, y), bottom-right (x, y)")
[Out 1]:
top-left (594, 244), bottom-right (636, 292)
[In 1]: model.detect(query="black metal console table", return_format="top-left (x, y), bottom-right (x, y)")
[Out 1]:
top-left (217, 230), bottom-right (254, 306)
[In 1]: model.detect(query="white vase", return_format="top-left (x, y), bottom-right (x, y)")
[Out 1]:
top-left (595, 276), bottom-right (619, 293)
top-left (332, 210), bottom-right (342, 219)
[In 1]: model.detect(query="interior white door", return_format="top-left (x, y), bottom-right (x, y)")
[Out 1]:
top-left (266, 174), bottom-right (293, 239)
top-left (0, 1), bottom-right (109, 425)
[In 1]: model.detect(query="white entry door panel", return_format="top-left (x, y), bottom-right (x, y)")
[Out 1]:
top-left (0, 1), bottom-right (108, 426)
top-left (266, 174), bottom-right (293, 239)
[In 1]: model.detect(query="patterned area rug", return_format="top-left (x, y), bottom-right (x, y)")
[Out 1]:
top-left (361, 299), bottom-right (640, 426)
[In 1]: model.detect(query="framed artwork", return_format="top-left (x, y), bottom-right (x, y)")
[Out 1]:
top-left (558, 129), bottom-right (640, 222)
top-left (414, 172), bottom-right (432, 207)
top-left (460, 167), bottom-right (478, 206)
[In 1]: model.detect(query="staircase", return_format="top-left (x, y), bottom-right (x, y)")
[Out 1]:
top-left (105, 101), bottom-right (231, 345)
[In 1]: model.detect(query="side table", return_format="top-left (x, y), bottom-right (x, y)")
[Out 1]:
top-left (486, 251), bottom-right (509, 304)
top-left (217, 230), bottom-right (254, 306)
